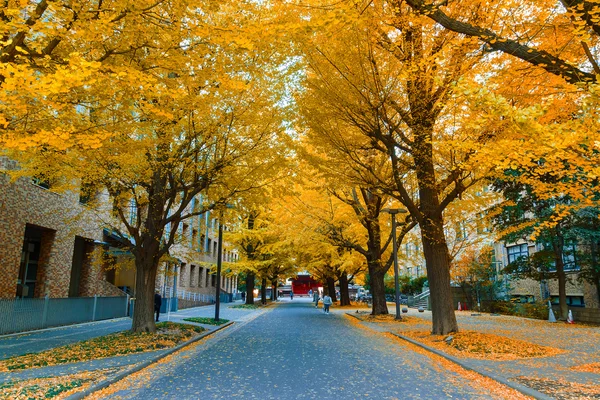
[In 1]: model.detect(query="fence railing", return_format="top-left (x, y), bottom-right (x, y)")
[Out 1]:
top-left (175, 289), bottom-right (216, 304)
top-left (0, 296), bottom-right (129, 335)
top-left (408, 289), bottom-right (430, 308)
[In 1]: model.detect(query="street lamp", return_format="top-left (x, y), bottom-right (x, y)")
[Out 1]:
top-left (382, 207), bottom-right (408, 320)
top-left (214, 215), bottom-right (224, 322)
top-left (215, 204), bottom-right (235, 322)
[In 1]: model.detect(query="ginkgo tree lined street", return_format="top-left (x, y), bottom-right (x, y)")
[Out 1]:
top-left (91, 299), bottom-right (538, 400)
top-left (1, 0), bottom-right (600, 398)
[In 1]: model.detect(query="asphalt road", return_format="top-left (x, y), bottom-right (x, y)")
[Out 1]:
top-left (105, 299), bottom-right (493, 399)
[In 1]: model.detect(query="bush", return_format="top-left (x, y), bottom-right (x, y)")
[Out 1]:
top-left (482, 300), bottom-right (548, 320)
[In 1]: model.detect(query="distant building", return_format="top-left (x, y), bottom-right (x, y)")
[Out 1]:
top-left (290, 274), bottom-right (321, 296)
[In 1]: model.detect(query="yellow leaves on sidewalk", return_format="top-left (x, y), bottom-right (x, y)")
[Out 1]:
top-left (0, 368), bottom-right (121, 400)
top-left (0, 322), bottom-right (204, 372)
top-left (399, 330), bottom-right (564, 361)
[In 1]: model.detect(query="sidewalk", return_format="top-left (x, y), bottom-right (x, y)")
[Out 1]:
top-left (0, 301), bottom-right (266, 392)
top-left (342, 307), bottom-right (600, 399)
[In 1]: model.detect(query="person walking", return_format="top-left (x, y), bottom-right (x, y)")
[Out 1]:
top-left (290, 291), bottom-right (294, 300)
top-left (323, 294), bottom-right (333, 314)
top-left (313, 290), bottom-right (320, 308)
top-left (154, 290), bottom-right (162, 322)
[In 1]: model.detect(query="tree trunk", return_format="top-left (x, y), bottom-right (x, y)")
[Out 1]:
top-left (413, 119), bottom-right (458, 335)
top-left (421, 221), bottom-right (459, 334)
top-left (326, 276), bottom-right (336, 301)
top-left (339, 273), bottom-right (351, 306)
top-left (369, 268), bottom-right (388, 315)
top-left (553, 236), bottom-right (568, 320)
top-left (131, 260), bottom-right (159, 333)
top-left (245, 271), bottom-right (255, 305)
top-left (272, 280), bottom-right (278, 301)
top-left (261, 278), bottom-right (267, 305)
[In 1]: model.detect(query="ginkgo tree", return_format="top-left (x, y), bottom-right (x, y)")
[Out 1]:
top-left (1, 0), bottom-right (294, 332)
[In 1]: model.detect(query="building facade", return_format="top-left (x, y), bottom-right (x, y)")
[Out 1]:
top-left (0, 158), bottom-right (123, 299)
top-left (0, 159), bottom-right (237, 302)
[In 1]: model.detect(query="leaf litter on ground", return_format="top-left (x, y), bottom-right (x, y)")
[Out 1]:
top-left (0, 322), bottom-right (205, 372)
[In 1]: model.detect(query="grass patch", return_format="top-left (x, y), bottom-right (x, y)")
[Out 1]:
top-left (0, 322), bottom-right (204, 372)
top-left (400, 330), bottom-right (564, 360)
top-left (0, 369), bottom-right (119, 399)
top-left (230, 304), bottom-right (260, 309)
top-left (183, 317), bottom-right (230, 326)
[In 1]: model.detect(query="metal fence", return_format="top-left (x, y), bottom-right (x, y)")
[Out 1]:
top-left (0, 296), bottom-right (129, 335)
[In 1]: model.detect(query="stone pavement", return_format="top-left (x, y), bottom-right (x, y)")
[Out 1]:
top-left (0, 301), bottom-right (259, 386)
top-left (99, 298), bottom-right (501, 399)
top-left (351, 307), bottom-right (600, 398)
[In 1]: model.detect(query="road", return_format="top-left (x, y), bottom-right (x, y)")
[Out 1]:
top-left (103, 298), bottom-right (495, 399)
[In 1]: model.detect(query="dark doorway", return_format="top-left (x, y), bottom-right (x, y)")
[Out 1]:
top-left (69, 236), bottom-right (90, 297)
top-left (17, 226), bottom-right (43, 298)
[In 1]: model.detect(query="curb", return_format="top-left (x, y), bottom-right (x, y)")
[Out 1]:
top-left (344, 313), bottom-right (551, 400)
top-left (391, 333), bottom-right (552, 400)
top-left (0, 318), bottom-right (131, 340)
top-left (66, 321), bottom-right (234, 400)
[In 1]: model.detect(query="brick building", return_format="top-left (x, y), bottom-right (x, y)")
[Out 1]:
top-left (493, 240), bottom-right (600, 308)
top-left (0, 158), bottom-right (123, 299)
top-left (0, 159), bottom-right (237, 302)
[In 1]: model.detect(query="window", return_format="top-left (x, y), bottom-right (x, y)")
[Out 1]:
top-left (507, 244), bottom-right (528, 264)
top-left (213, 242), bottom-right (217, 258)
top-left (79, 182), bottom-right (96, 204)
top-left (182, 224), bottom-right (189, 245)
top-left (211, 274), bottom-right (216, 287)
top-left (562, 243), bottom-right (580, 271)
top-left (198, 267), bottom-right (203, 287)
top-left (550, 296), bottom-right (585, 307)
top-left (192, 229), bottom-right (198, 249)
top-left (190, 265), bottom-right (196, 287)
top-left (32, 175), bottom-right (51, 189)
top-left (207, 239), bottom-right (212, 255)
top-left (179, 264), bottom-right (186, 287)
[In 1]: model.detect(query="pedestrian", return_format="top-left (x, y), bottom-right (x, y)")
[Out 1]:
top-left (323, 294), bottom-right (333, 314)
top-left (290, 291), bottom-right (294, 300)
top-left (313, 290), bottom-right (320, 308)
top-left (308, 289), bottom-right (313, 297)
top-left (154, 290), bottom-right (162, 322)
top-left (241, 291), bottom-right (246, 301)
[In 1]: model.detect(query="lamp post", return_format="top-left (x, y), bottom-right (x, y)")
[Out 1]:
top-left (214, 215), bottom-right (224, 322)
top-left (382, 208), bottom-right (408, 320)
top-left (214, 204), bottom-right (235, 322)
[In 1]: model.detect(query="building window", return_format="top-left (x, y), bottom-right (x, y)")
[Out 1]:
top-left (192, 229), bottom-right (198, 249)
top-left (213, 242), bottom-right (217, 258)
top-left (211, 274), bottom-right (216, 287)
top-left (79, 182), bottom-right (96, 205)
top-left (32, 175), bottom-right (51, 189)
top-left (507, 244), bottom-right (528, 264)
top-left (182, 224), bottom-right (189, 246)
top-left (562, 243), bottom-right (579, 271)
top-left (190, 265), bottom-right (196, 287)
top-left (179, 263), bottom-right (186, 287)
top-left (550, 295), bottom-right (585, 307)
top-left (198, 267), bottom-right (203, 287)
